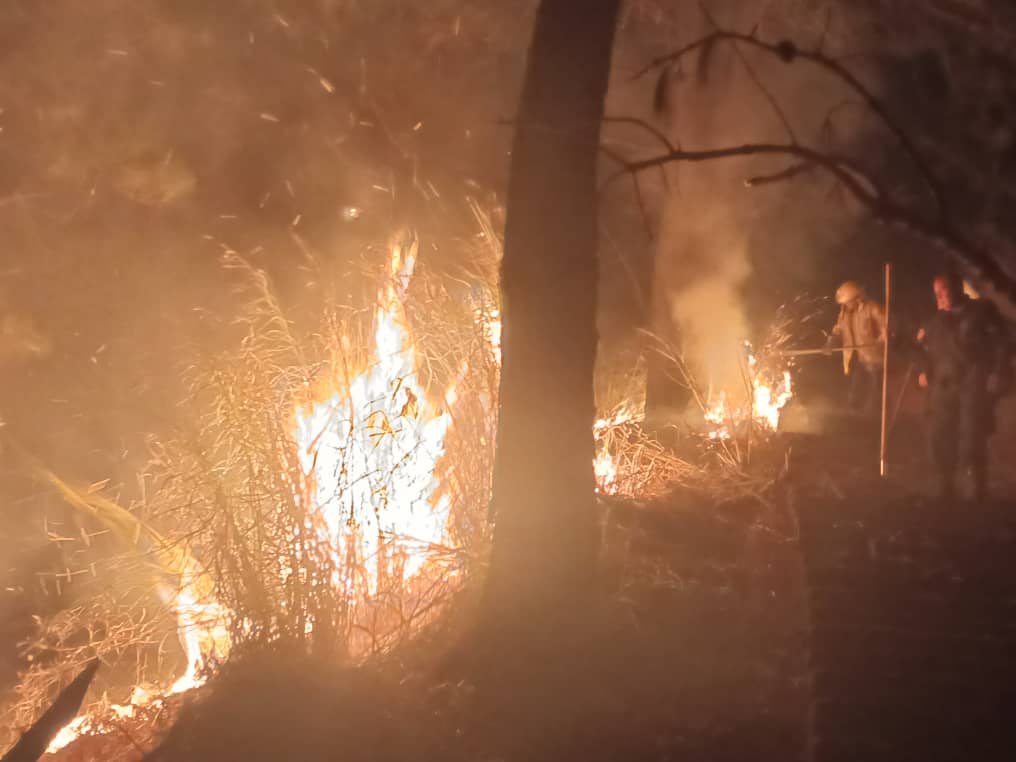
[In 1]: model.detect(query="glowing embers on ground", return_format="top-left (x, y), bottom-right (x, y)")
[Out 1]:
top-left (593, 406), bottom-right (641, 495)
top-left (703, 343), bottom-right (793, 440)
top-left (293, 241), bottom-right (458, 598)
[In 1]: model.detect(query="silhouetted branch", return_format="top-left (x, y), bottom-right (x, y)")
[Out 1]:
top-left (696, 1), bottom-right (799, 143)
top-left (608, 141), bottom-right (1016, 305)
top-left (745, 162), bottom-right (813, 186)
top-left (608, 142), bottom-right (881, 204)
top-left (733, 44), bottom-right (799, 144)
top-left (602, 115), bottom-right (676, 155)
top-left (2, 659), bottom-right (99, 762)
top-left (598, 144), bottom-right (655, 240)
top-left (634, 30), bottom-right (947, 222)
top-left (602, 116), bottom-right (676, 195)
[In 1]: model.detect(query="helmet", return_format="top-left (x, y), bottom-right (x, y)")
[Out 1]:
top-left (835, 281), bottom-right (863, 305)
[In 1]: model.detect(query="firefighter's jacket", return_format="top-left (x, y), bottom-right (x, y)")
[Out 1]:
top-left (833, 299), bottom-right (887, 374)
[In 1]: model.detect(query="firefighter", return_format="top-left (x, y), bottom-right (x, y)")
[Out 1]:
top-left (917, 272), bottom-right (1011, 501)
top-left (826, 281), bottom-right (887, 415)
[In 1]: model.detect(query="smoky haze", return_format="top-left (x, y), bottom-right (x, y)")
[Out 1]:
top-left (631, 2), bottom-right (885, 412)
top-left (0, 1), bottom-right (533, 483)
top-left (0, 1), bottom-right (539, 700)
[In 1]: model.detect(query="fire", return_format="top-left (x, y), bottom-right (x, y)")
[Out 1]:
top-left (293, 239), bottom-right (457, 598)
top-left (593, 407), bottom-right (639, 495)
top-left (39, 235), bottom-right (794, 755)
top-left (703, 342), bottom-right (793, 439)
top-left (753, 369), bottom-right (793, 431)
top-left (482, 308), bottom-right (502, 367)
top-left (46, 579), bottom-right (229, 754)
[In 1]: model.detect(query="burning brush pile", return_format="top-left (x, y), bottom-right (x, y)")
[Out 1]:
top-left (593, 302), bottom-right (811, 498)
top-left (3, 217), bottom-right (806, 757)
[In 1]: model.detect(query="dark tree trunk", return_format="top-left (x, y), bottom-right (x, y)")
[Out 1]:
top-left (483, 0), bottom-right (620, 619)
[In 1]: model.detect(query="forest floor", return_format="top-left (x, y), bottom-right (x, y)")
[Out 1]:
top-left (23, 404), bottom-right (1016, 762)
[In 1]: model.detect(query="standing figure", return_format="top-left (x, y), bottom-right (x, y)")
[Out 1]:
top-left (917, 273), bottom-right (1010, 501)
top-left (827, 281), bottom-right (887, 415)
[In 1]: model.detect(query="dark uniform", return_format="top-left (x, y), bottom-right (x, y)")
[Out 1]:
top-left (918, 295), bottom-right (1010, 499)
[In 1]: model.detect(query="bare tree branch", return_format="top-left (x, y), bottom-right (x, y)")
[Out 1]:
top-left (633, 30), bottom-right (948, 222)
top-left (607, 141), bottom-right (1016, 305)
top-left (598, 144), bottom-right (655, 240)
top-left (731, 42), bottom-right (800, 144)
top-left (608, 142), bottom-right (881, 204)
top-left (602, 115), bottom-right (676, 154)
top-left (601, 115), bottom-right (676, 197)
top-left (696, 1), bottom-right (799, 143)
top-left (745, 162), bottom-right (813, 186)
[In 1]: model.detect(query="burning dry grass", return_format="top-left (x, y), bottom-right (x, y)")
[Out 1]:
top-left (7, 592), bottom-right (170, 742)
top-left (142, 235), bottom-right (500, 661)
top-left (140, 496), bottom-right (808, 762)
top-left (2, 213), bottom-right (503, 753)
top-left (3, 200), bottom-right (818, 757)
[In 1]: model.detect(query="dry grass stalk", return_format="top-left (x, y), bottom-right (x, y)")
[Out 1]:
top-left (3, 204), bottom-right (503, 749)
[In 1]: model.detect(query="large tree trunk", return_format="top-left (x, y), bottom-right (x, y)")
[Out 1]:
top-left (483, 0), bottom-right (620, 620)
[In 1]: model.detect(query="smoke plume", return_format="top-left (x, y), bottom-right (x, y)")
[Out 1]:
top-left (642, 2), bottom-right (884, 411)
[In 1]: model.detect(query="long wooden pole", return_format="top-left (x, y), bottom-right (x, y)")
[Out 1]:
top-left (880, 262), bottom-right (892, 478)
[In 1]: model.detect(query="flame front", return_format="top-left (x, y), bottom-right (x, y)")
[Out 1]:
top-left (46, 577), bottom-right (229, 754)
top-left (294, 241), bottom-right (455, 598)
top-left (40, 238), bottom-right (794, 755)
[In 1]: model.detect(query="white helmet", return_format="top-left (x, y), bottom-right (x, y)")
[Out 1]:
top-left (835, 281), bottom-right (863, 305)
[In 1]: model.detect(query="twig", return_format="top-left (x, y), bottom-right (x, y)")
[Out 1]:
top-left (599, 144), bottom-right (655, 239)
top-left (606, 141), bottom-right (879, 204)
top-left (696, 1), bottom-right (799, 144)
top-left (633, 29), bottom-right (947, 221)
top-left (745, 162), bottom-right (813, 186)
top-left (602, 115), bottom-right (676, 155)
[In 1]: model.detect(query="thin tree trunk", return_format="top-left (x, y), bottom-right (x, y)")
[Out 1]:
top-left (483, 0), bottom-right (621, 620)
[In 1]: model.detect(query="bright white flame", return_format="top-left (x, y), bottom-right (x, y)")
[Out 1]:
top-left (46, 715), bottom-right (91, 754)
top-left (593, 405), bottom-right (642, 495)
top-left (294, 241), bottom-right (455, 597)
top-left (484, 309), bottom-right (502, 366)
top-left (167, 583), bottom-right (230, 694)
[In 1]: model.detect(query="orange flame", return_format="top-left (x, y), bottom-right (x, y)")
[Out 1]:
top-left (293, 239), bottom-right (458, 599)
top-left (704, 343), bottom-right (793, 439)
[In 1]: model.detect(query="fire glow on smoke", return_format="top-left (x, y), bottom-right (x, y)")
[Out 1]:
top-left (702, 344), bottom-right (794, 441)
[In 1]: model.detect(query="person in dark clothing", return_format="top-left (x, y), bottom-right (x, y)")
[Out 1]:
top-left (917, 273), bottom-right (1011, 501)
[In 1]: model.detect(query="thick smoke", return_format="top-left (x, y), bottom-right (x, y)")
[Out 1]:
top-left (640, 2), bottom-right (883, 410)
top-left (656, 197), bottom-right (751, 397)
